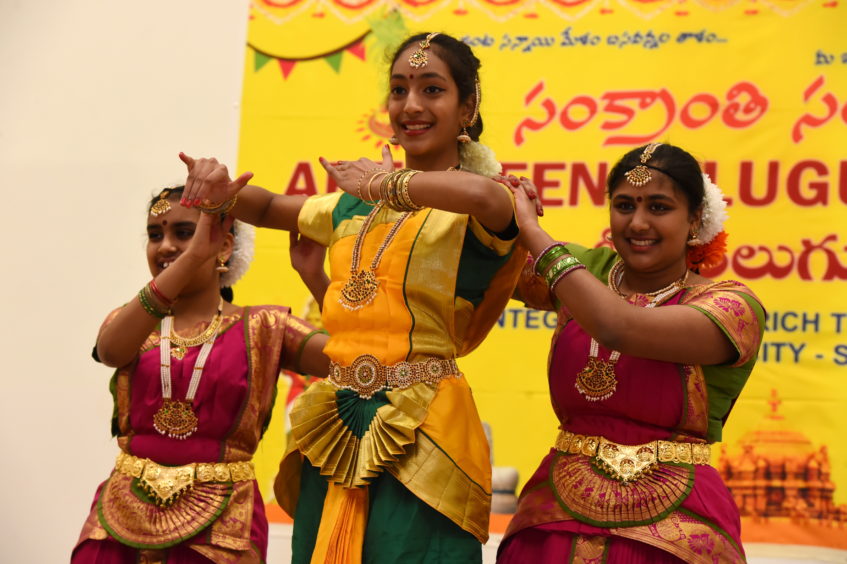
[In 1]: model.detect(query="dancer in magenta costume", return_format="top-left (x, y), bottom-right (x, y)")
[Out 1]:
top-left (72, 186), bottom-right (329, 563)
top-left (498, 143), bottom-right (765, 563)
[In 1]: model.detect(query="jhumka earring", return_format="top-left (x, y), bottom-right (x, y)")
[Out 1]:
top-left (409, 32), bottom-right (440, 69)
top-left (687, 229), bottom-right (703, 246)
top-left (150, 190), bottom-right (172, 216)
top-left (624, 142), bottom-right (662, 187)
top-left (457, 78), bottom-right (481, 144)
top-left (389, 135), bottom-right (400, 146)
top-left (216, 257), bottom-right (229, 273)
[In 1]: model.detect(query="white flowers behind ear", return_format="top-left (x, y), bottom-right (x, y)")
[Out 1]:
top-left (698, 173), bottom-right (729, 245)
top-left (459, 141), bottom-right (501, 177)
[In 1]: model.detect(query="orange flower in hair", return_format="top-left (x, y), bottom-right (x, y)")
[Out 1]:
top-left (687, 230), bottom-right (728, 271)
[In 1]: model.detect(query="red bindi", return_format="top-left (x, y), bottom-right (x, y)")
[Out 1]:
top-left (636, 196), bottom-right (643, 203)
top-left (162, 220), bottom-right (168, 225)
top-left (408, 73), bottom-right (414, 79)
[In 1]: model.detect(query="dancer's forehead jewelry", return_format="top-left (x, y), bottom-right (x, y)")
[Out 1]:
top-left (150, 189), bottom-right (172, 216)
top-left (624, 142), bottom-right (663, 187)
top-left (409, 32), bottom-right (441, 69)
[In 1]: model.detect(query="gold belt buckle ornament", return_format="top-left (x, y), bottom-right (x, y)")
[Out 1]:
top-left (139, 462), bottom-right (195, 507)
top-left (350, 354), bottom-right (385, 398)
top-left (594, 437), bottom-right (658, 484)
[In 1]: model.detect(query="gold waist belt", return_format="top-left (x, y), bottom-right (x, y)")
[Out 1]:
top-left (555, 430), bottom-right (711, 484)
top-left (114, 452), bottom-right (255, 506)
top-left (328, 353), bottom-right (460, 399)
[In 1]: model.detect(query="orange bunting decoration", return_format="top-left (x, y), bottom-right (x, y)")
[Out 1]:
top-left (687, 230), bottom-right (728, 272)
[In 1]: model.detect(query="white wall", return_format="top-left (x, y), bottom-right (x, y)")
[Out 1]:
top-left (0, 2), bottom-right (248, 561)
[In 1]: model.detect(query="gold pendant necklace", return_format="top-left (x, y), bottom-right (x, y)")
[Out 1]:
top-left (575, 262), bottom-right (689, 402)
top-left (339, 203), bottom-right (412, 311)
top-left (168, 301), bottom-right (223, 359)
top-left (153, 300), bottom-right (222, 439)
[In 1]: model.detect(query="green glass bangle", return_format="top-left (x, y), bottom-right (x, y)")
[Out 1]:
top-left (535, 245), bottom-right (570, 276)
top-left (550, 263), bottom-right (587, 292)
top-left (138, 287), bottom-right (166, 319)
top-left (294, 329), bottom-right (330, 375)
top-left (544, 255), bottom-right (582, 286)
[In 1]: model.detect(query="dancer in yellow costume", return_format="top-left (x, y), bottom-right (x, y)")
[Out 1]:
top-left (179, 32), bottom-right (524, 563)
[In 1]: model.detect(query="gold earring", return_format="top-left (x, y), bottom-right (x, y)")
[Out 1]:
top-left (457, 126), bottom-right (471, 143)
top-left (389, 135), bottom-right (400, 146)
top-left (687, 229), bottom-right (702, 246)
top-left (216, 257), bottom-right (229, 273)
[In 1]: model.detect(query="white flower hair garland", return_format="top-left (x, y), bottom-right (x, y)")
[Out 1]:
top-left (220, 220), bottom-right (255, 288)
top-left (697, 173), bottom-right (728, 244)
top-left (459, 141), bottom-right (501, 177)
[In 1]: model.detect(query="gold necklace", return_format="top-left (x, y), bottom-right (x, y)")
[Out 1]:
top-left (607, 261), bottom-right (690, 300)
top-left (574, 262), bottom-right (689, 402)
top-left (339, 203), bottom-right (412, 311)
top-left (153, 309), bottom-right (221, 439)
top-left (168, 298), bottom-right (224, 359)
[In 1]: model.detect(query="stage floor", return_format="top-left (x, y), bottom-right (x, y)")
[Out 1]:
top-left (266, 524), bottom-right (847, 563)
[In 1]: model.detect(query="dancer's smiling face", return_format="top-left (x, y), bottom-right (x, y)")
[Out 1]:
top-left (388, 46), bottom-right (473, 170)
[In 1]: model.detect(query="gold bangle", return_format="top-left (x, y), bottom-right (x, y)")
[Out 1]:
top-left (199, 195), bottom-right (238, 215)
top-left (399, 170), bottom-right (424, 211)
top-left (366, 171), bottom-right (389, 202)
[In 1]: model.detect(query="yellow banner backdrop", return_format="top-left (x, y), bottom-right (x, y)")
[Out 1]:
top-left (234, 0), bottom-right (847, 552)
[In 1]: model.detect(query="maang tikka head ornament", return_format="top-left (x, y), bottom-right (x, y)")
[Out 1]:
top-left (150, 189), bottom-right (172, 216)
top-left (409, 32), bottom-right (441, 69)
top-left (624, 142), bottom-right (663, 187)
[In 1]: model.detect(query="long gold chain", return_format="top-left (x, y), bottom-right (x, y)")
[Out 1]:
top-left (339, 204), bottom-right (412, 311)
top-left (575, 262), bottom-right (689, 402)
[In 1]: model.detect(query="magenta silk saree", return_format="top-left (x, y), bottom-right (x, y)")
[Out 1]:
top-left (73, 305), bottom-right (316, 564)
top-left (500, 246), bottom-right (766, 564)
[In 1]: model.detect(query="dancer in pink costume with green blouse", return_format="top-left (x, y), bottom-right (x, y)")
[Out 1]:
top-left (498, 143), bottom-right (765, 564)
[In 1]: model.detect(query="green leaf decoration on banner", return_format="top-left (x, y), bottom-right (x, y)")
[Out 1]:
top-left (325, 52), bottom-right (343, 73)
top-left (368, 8), bottom-right (407, 55)
top-left (367, 8), bottom-right (407, 105)
top-left (254, 51), bottom-right (272, 72)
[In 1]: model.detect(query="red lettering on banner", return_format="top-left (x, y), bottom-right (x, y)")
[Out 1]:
top-left (792, 75), bottom-right (839, 143)
top-left (732, 245), bottom-right (795, 279)
top-left (738, 161), bottom-right (779, 206)
top-left (570, 162), bottom-right (607, 205)
top-left (703, 161), bottom-right (718, 181)
top-left (513, 81), bottom-right (769, 146)
top-left (600, 89), bottom-right (675, 145)
top-left (532, 163), bottom-right (565, 206)
top-left (327, 175), bottom-right (339, 193)
top-left (680, 94), bottom-right (720, 128)
top-left (841, 161), bottom-right (847, 204)
top-left (722, 82), bottom-right (769, 128)
top-left (797, 234), bottom-right (847, 280)
top-left (787, 160), bottom-right (829, 206)
top-left (501, 162), bottom-right (528, 177)
top-left (560, 95), bottom-right (597, 130)
top-left (515, 81), bottom-right (556, 146)
top-left (285, 162), bottom-right (318, 196)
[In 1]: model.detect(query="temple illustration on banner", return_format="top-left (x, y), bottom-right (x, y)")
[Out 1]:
top-left (717, 389), bottom-right (847, 547)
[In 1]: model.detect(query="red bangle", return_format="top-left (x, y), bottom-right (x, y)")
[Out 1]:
top-left (149, 279), bottom-right (174, 306)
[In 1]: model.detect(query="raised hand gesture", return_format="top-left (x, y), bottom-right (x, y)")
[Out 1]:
top-left (319, 144), bottom-right (394, 201)
top-left (179, 152), bottom-right (254, 208)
